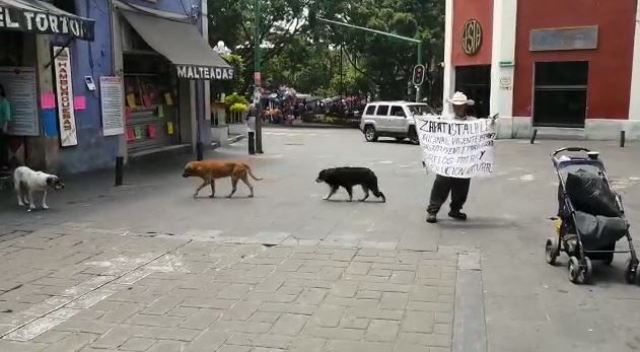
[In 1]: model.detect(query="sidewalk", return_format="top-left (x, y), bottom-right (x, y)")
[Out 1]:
top-left (0, 223), bottom-right (473, 352)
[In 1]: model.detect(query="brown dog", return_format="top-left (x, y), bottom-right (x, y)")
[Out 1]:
top-left (182, 160), bottom-right (262, 198)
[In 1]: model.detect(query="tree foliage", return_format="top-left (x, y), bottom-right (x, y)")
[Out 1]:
top-left (208, 0), bottom-right (445, 102)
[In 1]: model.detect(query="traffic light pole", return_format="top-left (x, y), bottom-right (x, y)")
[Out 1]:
top-left (316, 17), bottom-right (424, 100)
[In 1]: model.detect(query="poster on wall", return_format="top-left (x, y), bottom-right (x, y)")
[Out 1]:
top-left (0, 67), bottom-right (39, 136)
top-left (53, 46), bottom-right (78, 147)
top-left (99, 76), bottom-right (125, 136)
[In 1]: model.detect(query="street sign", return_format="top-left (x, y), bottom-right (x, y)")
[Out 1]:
top-left (412, 64), bottom-right (426, 86)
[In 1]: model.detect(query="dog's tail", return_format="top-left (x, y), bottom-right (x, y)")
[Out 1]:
top-left (244, 164), bottom-right (263, 181)
top-left (370, 182), bottom-right (386, 203)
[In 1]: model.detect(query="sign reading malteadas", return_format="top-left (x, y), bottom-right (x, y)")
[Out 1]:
top-left (0, 5), bottom-right (95, 40)
top-left (176, 65), bottom-right (234, 80)
top-left (53, 46), bottom-right (78, 147)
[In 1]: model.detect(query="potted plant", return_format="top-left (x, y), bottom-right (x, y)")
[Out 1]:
top-left (225, 93), bottom-right (250, 135)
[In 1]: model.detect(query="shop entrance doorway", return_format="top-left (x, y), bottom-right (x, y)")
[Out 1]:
top-left (454, 65), bottom-right (491, 118)
top-left (533, 61), bottom-right (588, 127)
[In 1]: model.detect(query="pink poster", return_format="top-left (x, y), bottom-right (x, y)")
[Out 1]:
top-left (126, 128), bottom-right (135, 142)
top-left (74, 96), bottom-right (86, 110)
top-left (148, 124), bottom-right (157, 138)
top-left (41, 93), bottom-right (56, 109)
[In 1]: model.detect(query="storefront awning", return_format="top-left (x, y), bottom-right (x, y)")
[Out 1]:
top-left (0, 0), bottom-right (95, 40)
top-left (120, 9), bottom-right (234, 81)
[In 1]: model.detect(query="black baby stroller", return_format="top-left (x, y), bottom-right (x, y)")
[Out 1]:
top-left (545, 147), bottom-right (639, 284)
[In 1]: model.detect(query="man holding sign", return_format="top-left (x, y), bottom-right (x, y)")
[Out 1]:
top-left (415, 92), bottom-right (497, 224)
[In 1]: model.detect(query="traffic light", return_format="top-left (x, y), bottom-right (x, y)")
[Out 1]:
top-left (412, 64), bottom-right (426, 86)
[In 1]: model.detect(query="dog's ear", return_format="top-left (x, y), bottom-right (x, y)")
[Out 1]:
top-left (46, 177), bottom-right (55, 185)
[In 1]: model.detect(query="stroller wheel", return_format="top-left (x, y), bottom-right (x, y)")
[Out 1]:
top-left (624, 259), bottom-right (638, 284)
top-left (568, 256), bottom-right (590, 284)
top-left (568, 256), bottom-right (581, 284)
top-left (583, 257), bottom-right (593, 283)
top-left (545, 237), bottom-right (560, 265)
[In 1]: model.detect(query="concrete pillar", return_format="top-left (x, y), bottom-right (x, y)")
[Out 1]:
top-left (33, 34), bottom-right (59, 171)
top-left (109, 0), bottom-right (127, 163)
top-left (490, 0), bottom-right (518, 137)
top-left (190, 80), bottom-right (197, 154)
top-left (442, 0), bottom-right (456, 115)
top-left (628, 0), bottom-right (640, 121)
top-left (200, 0), bottom-right (212, 146)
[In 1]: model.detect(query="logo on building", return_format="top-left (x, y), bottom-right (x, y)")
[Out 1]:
top-left (462, 19), bottom-right (482, 56)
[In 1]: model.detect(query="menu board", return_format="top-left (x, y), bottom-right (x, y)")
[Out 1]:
top-left (100, 76), bottom-right (125, 136)
top-left (0, 67), bottom-right (39, 136)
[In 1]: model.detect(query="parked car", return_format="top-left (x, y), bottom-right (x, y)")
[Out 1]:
top-left (359, 101), bottom-right (435, 144)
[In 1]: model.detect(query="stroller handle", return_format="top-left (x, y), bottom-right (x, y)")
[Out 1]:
top-left (551, 147), bottom-right (591, 157)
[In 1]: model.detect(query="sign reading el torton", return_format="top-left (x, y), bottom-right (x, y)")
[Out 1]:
top-left (462, 19), bottom-right (482, 56)
top-left (176, 65), bottom-right (234, 80)
top-left (0, 5), bottom-right (94, 40)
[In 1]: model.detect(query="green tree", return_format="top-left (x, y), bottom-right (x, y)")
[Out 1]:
top-left (312, 0), bottom-right (445, 101)
top-left (207, 0), bottom-right (311, 92)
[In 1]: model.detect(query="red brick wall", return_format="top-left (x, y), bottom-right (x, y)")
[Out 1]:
top-left (452, 0), bottom-right (494, 66)
top-left (513, 0), bottom-right (636, 119)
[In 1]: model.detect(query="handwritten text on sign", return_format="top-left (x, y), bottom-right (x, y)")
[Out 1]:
top-left (416, 116), bottom-right (496, 178)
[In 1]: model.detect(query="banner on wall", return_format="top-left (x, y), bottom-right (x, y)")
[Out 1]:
top-left (0, 67), bottom-right (39, 136)
top-left (53, 46), bottom-right (78, 147)
top-left (415, 115), bottom-right (496, 178)
top-left (99, 76), bottom-right (125, 136)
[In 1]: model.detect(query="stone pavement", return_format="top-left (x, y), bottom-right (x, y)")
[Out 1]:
top-left (3, 128), bottom-right (640, 351)
top-left (0, 223), bottom-right (479, 352)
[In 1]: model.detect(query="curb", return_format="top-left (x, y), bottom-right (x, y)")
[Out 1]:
top-left (264, 124), bottom-right (357, 130)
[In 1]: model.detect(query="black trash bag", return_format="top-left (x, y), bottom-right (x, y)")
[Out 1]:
top-left (565, 168), bottom-right (622, 217)
top-left (574, 211), bottom-right (628, 249)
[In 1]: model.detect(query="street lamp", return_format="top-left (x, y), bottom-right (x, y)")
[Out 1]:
top-left (213, 40), bottom-right (232, 56)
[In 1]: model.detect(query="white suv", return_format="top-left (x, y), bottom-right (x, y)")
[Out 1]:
top-left (359, 101), bottom-right (434, 144)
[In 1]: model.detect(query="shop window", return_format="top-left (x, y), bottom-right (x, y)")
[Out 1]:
top-left (53, 0), bottom-right (76, 14)
top-left (533, 61), bottom-right (588, 127)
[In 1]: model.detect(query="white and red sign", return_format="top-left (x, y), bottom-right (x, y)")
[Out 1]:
top-left (53, 46), bottom-right (78, 147)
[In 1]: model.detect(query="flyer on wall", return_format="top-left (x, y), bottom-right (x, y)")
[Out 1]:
top-left (100, 76), bottom-right (125, 137)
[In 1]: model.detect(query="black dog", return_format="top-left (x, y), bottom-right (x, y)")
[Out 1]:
top-left (316, 167), bottom-right (386, 202)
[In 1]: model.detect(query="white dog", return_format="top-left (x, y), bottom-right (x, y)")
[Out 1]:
top-left (13, 166), bottom-right (65, 211)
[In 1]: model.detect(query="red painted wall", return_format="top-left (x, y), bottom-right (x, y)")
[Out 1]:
top-left (452, 0), bottom-right (493, 66)
top-left (513, 0), bottom-right (636, 119)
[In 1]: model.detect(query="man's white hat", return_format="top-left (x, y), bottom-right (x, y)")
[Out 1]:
top-left (447, 91), bottom-right (475, 106)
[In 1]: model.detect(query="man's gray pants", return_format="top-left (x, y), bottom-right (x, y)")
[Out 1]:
top-left (427, 174), bottom-right (471, 214)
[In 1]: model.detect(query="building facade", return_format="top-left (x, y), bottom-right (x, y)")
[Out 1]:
top-left (443, 0), bottom-right (640, 140)
top-left (0, 0), bottom-right (230, 174)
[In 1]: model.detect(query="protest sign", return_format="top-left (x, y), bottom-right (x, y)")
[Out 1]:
top-left (415, 115), bottom-right (496, 178)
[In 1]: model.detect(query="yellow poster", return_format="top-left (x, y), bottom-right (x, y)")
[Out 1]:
top-left (167, 121), bottom-right (174, 135)
top-left (157, 105), bottom-right (164, 118)
top-left (164, 93), bottom-right (173, 106)
top-left (126, 93), bottom-right (137, 108)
